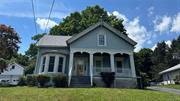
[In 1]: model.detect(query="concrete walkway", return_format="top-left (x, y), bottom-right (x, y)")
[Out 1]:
top-left (147, 86), bottom-right (180, 95)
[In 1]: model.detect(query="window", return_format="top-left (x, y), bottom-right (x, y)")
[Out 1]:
top-left (58, 57), bottom-right (64, 72)
top-left (116, 61), bottom-right (122, 73)
top-left (12, 65), bottom-right (15, 69)
top-left (41, 57), bottom-right (46, 72)
top-left (98, 34), bottom-right (106, 46)
top-left (48, 56), bottom-right (55, 72)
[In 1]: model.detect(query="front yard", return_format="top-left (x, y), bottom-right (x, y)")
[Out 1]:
top-left (158, 84), bottom-right (180, 90)
top-left (0, 87), bottom-right (179, 101)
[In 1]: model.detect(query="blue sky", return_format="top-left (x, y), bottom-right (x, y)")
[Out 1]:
top-left (0, 0), bottom-right (180, 53)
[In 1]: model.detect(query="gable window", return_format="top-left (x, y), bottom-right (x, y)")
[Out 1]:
top-left (41, 57), bottom-right (46, 72)
top-left (58, 57), bottom-right (64, 72)
top-left (48, 56), bottom-right (55, 72)
top-left (11, 65), bottom-right (15, 69)
top-left (97, 34), bottom-right (106, 46)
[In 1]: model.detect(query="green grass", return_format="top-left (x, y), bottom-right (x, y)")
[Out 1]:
top-left (158, 84), bottom-right (180, 90)
top-left (0, 87), bottom-right (179, 101)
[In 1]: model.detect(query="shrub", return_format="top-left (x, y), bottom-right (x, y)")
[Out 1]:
top-left (100, 72), bottom-right (115, 88)
top-left (26, 75), bottom-right (37, 86)
top-left (52, 73), bottom-right (67, 87)
top-left (18, 76), bottom-right (26, 86)
top-left (36, 74), bottom-right (50, 87)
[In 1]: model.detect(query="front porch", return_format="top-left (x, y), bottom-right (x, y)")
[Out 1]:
top-left (68, 49), bottom-right (136, 87)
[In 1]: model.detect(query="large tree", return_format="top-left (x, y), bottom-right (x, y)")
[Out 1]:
top-left (151, 41), bottom-right (170, 80)
top-left (50, 5), bottom-right (126, 36)
top-left (0, 24), bottom-right (20, 72)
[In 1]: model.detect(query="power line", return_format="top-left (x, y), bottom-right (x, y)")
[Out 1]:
top-left (44, 0), bottom-right (56, 34)
top-left (31, 0), bottom-right (38, 35)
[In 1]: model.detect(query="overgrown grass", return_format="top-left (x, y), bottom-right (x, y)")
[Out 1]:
top-left (0, 87), bottom-right (179, 101)
top-left (158, 84), bottom-right (180, 90)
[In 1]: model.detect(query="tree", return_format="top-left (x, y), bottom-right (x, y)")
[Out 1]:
top-left (50, 5), bottom-right (126, 36)
top-left (151, 41), bottom-right (170, 80)
top-left (0, 24), bottom-right (20, 72)
top-left (134, 48), bottom-right (153, 85)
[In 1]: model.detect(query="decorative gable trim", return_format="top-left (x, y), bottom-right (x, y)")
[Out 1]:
top-left (67, 22), bottom-right (137, 46)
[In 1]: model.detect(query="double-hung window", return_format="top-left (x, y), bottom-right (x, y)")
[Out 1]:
top-left (48, 56), bottom-right (55, 72)
top-left (58, 57), bottom-right (64, 72)
top-left (98, 34), bottom-right (106, 46)
top-left (41, 57), bottom-right (46, 72)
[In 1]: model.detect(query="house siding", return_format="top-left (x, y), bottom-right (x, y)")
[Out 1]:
top-left (70, 26), bottom-right (134, 51)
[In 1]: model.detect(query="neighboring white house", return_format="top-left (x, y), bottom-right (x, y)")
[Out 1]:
top-left (0, 63), bottom-right (24, 85)
top-left (159, 64), bottom-right (180, 85)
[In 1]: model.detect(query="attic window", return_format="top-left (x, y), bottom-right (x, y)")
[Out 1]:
top-left (97, 34), bottom-right (106, 46)
top-left (12, 65), bottom-right (15, 69)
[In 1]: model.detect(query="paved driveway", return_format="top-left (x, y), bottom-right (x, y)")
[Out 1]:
top-left (147, 86), bottom-right (180, 95)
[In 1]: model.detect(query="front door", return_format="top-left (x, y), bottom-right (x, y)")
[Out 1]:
top-left (74, 57), bottom-right (86, 76)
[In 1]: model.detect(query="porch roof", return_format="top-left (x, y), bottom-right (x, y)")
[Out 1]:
top-left (159, 64), bottom-right (180, 74)
top-left (37, 35), bottom-right (72, 47)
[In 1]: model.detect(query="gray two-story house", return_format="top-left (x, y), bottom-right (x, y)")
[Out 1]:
top-left (34, 22), bottom-right (137, 88)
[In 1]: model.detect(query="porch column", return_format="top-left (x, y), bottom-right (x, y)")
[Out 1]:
top-left (68, 52), bottom-right (74, 86)
top-left (110, 53), bottom-right (115, 72)
top-left (54, 55), bottom-right (59, 73)
top-left (129, 54), bottom-right (136, 77)
top-left (38, 56), bottom-right (43, 74)
top-left (44, 55), bottom-right (49, 73)
top-left (89, 53), bottom-right (93, 86)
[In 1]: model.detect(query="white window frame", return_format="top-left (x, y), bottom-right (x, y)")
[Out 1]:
top-left (97, 33), bottom-right (106, 46)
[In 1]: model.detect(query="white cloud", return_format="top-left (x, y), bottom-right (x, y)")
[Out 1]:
top-left (36, 18), bottom-right (58, 30)
top-left (110, 11), bottom-right (152, 52)
top-left (148, 6), bottom-right (154, 16)
top-left (151, 44), bottom-right (157, 51)
top-left (126, 17), bottom-right (152, 52)
top-left (112, 11), bottom-right (128, 24)
top-left (154, 16), bottom-right (171, 33)
top-left (171, 12), bottom-right (180, 33)
top-left (165, 40), bottom-right (172, 47)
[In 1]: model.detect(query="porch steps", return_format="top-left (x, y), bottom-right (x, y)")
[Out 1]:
top-left (70, 76), bottom-right (91, 88)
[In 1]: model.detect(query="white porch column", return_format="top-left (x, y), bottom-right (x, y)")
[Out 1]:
top-left (68, 52), bottom-right (74, 86)
top-left (129, 54), bottom-right (136, 77)
top-left (44, 55), bottom-right (49, 73)
top-left (110, 54), bottom-right (115, 72)
top-left (89, 53), bottom-right (93, 86)
top-left (38, 56), bottom-right (43, 74)
top-left (54, 55), bottom-right (59, 73)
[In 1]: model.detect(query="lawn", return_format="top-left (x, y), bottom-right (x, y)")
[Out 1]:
top-left (0, 87), bottom-right (179, 101)
top-left (158, 84), bottom-right (180, 90)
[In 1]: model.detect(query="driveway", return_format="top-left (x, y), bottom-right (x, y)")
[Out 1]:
top-left (147, 86), bottom-right (180, 95)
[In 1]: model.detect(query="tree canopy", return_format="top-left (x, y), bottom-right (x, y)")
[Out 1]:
top-left (0, 24), bottom-right (20, 72)
top-left (50, 5), bottom-right (126, 36)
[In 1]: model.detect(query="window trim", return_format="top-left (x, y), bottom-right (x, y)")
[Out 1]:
top-left (97, 33), bottom-right (106, 46)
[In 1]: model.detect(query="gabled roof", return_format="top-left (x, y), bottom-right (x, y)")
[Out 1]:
top-left (67, 21), bottom-right (137, 46)
top-left (159, 64), bottom-right (180, 74)
top-left (37, 35), bottom-right (72, 47)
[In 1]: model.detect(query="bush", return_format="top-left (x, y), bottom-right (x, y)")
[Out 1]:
top-left (52, 73), bottom-right (67, 87)
top-left (26, 75), bottom-right (37, 86)
top-left (36, 74), bottom-right (50, 87)
top-left (100, 72), bottom-right (115, 88)
top-left (18, 76), bottom-right (26, 86)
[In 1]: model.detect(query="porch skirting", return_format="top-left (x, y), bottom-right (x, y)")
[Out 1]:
top-left (93, 77), bottom-right (137, 88)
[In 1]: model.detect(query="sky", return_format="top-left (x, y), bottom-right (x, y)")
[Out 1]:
top-left (0, 0), bottom-right (180, 53)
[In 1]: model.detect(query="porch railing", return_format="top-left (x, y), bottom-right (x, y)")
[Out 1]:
top-left (93, 67), bottom-right (132, 77)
